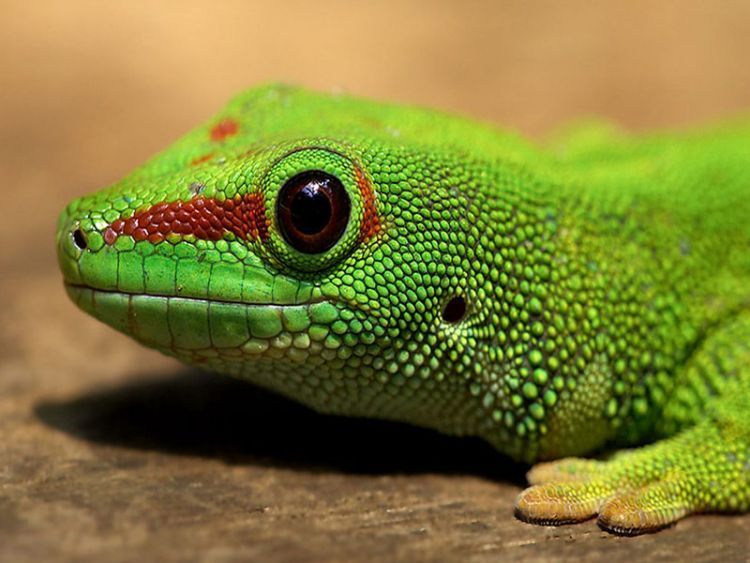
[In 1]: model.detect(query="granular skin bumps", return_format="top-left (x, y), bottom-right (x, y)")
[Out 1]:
top-left (57, 84), bottom-right (750, 535)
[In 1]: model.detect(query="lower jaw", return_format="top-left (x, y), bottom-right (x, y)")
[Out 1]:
top-left (64, 285), bottom-right (489, 446)
top-left (64, 284), bottom-right (331, 360)
top-left (63, 284), bottom-right (390, 421)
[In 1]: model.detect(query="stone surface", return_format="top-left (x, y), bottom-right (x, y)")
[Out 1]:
top-left (2, 1), bottom-right (750, 561)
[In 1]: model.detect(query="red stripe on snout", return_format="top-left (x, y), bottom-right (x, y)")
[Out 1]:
top-left (103, 193), bottom-right (269, 245)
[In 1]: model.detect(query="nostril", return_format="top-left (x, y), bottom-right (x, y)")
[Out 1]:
top-left (72, 228), bottom-right (88, 250)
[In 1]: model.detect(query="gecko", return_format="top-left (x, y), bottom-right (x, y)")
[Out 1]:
top-left (56, 84), bottom-right (750, 535)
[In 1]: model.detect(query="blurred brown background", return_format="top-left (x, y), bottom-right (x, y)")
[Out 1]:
top-left (1, 1), bottom-right (749, 561)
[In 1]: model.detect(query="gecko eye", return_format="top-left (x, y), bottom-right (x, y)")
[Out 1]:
top-left (277, 171), bottom-right (351, 254)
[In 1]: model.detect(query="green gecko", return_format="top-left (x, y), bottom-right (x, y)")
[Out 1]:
top-left (56, 84), bottom-right (750, 535)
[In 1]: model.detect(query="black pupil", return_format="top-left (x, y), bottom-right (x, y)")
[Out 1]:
top-left (291, 184), bottom-right (332, 235)
top-left (277, 170), bottom-right (350, 255)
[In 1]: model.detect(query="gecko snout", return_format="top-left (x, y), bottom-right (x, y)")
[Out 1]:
top-left (55, 208), bottom-right (95, 285)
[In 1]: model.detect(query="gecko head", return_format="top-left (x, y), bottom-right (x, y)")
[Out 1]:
top-left (56, 84), bottom-right (539, 442)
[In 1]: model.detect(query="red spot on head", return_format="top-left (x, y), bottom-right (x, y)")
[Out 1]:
top-left (190, 153), bottom-right (214, 166)
top-left (355, 166), bottom-right (380, 242)
top-left (105, 194), bottom-right (269, 245)
top-left (104, 228), bottom-right (117, 245)
top-left (210, 119), bottom-right (239, 142)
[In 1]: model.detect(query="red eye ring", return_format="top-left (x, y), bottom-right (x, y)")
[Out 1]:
top-left (276, 171), bottom-right (351, 254)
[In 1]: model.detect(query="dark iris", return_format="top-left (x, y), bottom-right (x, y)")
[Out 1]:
top-left (277, 171), bottom-right (350, 254)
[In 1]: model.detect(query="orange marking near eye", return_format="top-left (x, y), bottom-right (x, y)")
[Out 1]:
top-left (190, 153), bottom-right (214, 166)
top-left (104, 193), bottom-right (269, 245)
top-left (210, 119), bottom-right (239, 141)
top-left (355, 166), bottom-right (380, 242)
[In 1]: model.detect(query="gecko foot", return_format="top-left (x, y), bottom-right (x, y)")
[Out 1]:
top-left (513, 418), bottom-right (750, 535)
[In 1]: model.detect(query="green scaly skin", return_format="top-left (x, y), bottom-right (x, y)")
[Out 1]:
top-left (56, 84), bottom-right (750, 535)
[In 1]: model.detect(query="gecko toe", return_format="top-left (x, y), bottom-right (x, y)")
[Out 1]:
top-left (596, 480), bottom-right (694, 536)
top-left (514, 482), bottom-right (607, 525)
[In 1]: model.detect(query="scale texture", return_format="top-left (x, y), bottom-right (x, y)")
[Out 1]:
top-left (56, 84), bottom-right (750, 535)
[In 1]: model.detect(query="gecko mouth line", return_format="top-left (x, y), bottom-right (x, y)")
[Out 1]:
top-left (64, 283), bottom-right (328, 309)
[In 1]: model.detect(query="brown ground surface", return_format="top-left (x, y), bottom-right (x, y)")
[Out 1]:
top-left (2, 2), bottom-right (750, 561)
